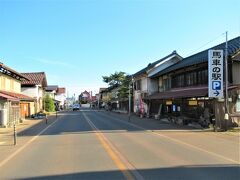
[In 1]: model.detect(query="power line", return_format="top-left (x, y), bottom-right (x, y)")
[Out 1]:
top-left (185, 32), bottom-right (225, 57)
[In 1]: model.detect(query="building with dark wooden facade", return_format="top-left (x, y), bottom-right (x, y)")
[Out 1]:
top-left (145, 36), bottom-right (240, 128)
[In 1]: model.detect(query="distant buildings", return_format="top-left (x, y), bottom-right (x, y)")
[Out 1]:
top-left (45, 85), bottom-right (66, 110)
top-left (79, 90), bottom-right (91, 104)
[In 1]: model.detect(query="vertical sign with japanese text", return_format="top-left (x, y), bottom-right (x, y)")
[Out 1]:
top-left (208, 50), bottom-right (224, 98)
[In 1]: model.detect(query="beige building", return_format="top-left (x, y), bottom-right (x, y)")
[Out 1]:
top-left (0, 63), bottom-right (33, 127)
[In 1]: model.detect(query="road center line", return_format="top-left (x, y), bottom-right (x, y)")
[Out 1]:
top-left (99, 111), bottom-right (240, 165)
top-left (82, 111), bottom-right (144, 180)
top-left (0, 116), bottom-right (61, 168)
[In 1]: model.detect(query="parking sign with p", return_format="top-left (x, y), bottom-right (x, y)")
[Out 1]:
top-left (208, 50), bottom-right (223, 98)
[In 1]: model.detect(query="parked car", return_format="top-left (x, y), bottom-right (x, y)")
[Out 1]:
top-left (72, 104), bottom-right (80, 111)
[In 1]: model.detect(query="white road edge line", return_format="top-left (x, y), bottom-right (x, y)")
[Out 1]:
top-left (99, 111), bottom-right (240, 165)
top-left (0, 117), bottom-right (61, 168)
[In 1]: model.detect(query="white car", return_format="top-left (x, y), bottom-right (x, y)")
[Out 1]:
top-left (72, 104), bottom-right (80, 111)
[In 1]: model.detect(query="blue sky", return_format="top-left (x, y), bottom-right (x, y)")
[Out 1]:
top-left (0, 0), bottom-right (239, 96)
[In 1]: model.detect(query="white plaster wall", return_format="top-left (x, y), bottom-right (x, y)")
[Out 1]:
top-left (38, 87), bottom-right (43, 99)
top-left (55, 94), bottom-right (66, 106)
top-left (21, 87), bottom-right (38, 98)
top-left (148, 78), bottom-right (158, 95)
top-left (133, 91), bottom-right (141, 113)
top-left (141, 78), bottom-right (148, 92)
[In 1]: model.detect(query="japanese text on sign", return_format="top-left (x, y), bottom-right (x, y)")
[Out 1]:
top-left (208, 50), bottom-right (224, 98)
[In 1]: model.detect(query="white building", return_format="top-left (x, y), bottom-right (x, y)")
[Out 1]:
top-left (55, 87), bottom-right (66, 109)
top-left (133, 51), bottom-right (182, 116)
top-left (21, 72), bottom-right (48, 114)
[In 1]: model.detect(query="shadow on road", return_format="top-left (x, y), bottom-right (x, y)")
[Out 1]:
top-left (16, 109), bottom-right (213, 138)
top-left (17, 164), bottom-right (240, 180)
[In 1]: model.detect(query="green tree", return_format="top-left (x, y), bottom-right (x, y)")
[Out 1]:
top-left (102, 71), bottom-right (126, 87)
top-left (118, 75), bottom-right (131, 100)
top-left (44, 94), bottom-right (55, 112)
top-left (102, 72), bottom-right (131, 100)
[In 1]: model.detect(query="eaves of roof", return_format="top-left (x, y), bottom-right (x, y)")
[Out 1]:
top-left (152, 36), bottom-right (240, 78)
top-left (0, 90), bottom-right (34, 101)
top-left (45, 85), bottom-right (58, 91)
top-left (132, 51), bottom-right (182, 77)
top-left (0, 63), bottom-right (30, 81)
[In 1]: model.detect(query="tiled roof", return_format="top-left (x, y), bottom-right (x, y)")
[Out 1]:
top-left (45, 85), bottom-right (58, 91)
top-left (133, 51), bottom-right (182, 77)
top-left (21, 72), bottom-right (47, 87)
top-left (82, 90), bottom-right (90, 95)
top-left (0, 90), bottom-right (33, 100)
top-left (57, 87), bottom-right (66, 94)
top-left (99, 88), bottom-right (107, 92)
top-left (152, 36), bottom-right (240, 77)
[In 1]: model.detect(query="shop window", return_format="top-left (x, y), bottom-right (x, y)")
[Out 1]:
top-left (172, 74), bottom-right (185, 88)
top-left (197, 69), bottom-right (208, 85)
top-left (163, 78), bottom-right (171, 91)
top-left (186, 71), bottom-right (197, 86)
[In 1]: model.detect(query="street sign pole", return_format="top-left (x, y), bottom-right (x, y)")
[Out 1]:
top-left (224, 31), bottom-right (229, 131)
top-left (208, 49), bottom-right (224, 131)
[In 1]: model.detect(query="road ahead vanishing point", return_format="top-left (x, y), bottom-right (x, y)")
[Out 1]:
top-left (0, 109), bottom-right (239, 180)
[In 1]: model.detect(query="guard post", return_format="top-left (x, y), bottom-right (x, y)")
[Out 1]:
top-left (13, 121), bottom-right (17, 145)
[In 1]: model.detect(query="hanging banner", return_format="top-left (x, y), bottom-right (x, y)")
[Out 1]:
top-left (208, 50), bottom-right (224, 98)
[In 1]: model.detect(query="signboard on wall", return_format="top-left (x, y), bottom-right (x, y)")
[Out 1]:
top-left (208, 50), bottom-right (224, 98)
top-left (166, 101), bottom-right (172, 105)
top-left (188, 100), bottom-right (198, 106)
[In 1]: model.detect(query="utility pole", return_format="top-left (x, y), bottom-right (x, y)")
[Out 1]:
top-left (97, 95), bottom-right (100, 109)
top-left (128, 83), bottom-right (131, 122)
top-left (224, 31), bottom-right (229, 131)
top-left (128, 76), bottom-right (133, 122)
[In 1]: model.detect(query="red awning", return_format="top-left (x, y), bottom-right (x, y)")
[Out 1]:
top-left (0, 90), bottom-right (33, 101)
top-left (0, 92), bottom-right (19, 101)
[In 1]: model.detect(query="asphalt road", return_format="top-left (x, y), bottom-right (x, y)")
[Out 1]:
top-left (0, 109), bottom-right (239, 180)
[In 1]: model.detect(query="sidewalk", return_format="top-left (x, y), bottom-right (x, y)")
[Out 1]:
top-left (0, 119), bottom-right (42, 145)
top-left (0, 114), bottom-right (59, 165)
top-left (107, 111), bottom-right (240, 136)
top-left (0, 115), bottom-right (56, 146)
